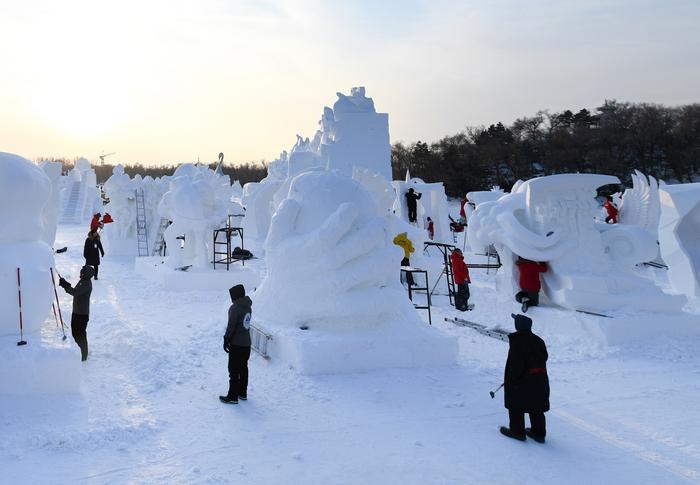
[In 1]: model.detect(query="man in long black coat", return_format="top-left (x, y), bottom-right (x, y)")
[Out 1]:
top-left (83, 230), bottom-right (105, 279)
top-left (500, 313), bottom-right (550, 443)
top-left (405, 188), bottom-right (422, 223)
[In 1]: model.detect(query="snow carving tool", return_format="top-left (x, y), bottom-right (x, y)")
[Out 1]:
top-left (16, 267), bottom-right (27, 346)
top-left (490, 383), bottom-right (504, 399)
top-left (50, 267), bottom-right (68, 340)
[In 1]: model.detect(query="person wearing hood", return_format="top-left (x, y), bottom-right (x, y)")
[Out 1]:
top-left (220, 284), bottom-right (253, 404)
top-left (405, 188), bottom-right (422, 223)
top-left (59, 266), bottom-right (94, 361)
top-left (84, 230), bottom-right (105, 279)
top-left (500, 314), bottom-right (550, 443)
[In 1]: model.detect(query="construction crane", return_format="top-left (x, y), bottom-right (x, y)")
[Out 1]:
top-left (99, 151), bottom-right (116, 165)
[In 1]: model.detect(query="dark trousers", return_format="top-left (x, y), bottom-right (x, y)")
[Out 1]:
top-left (401, 257), bottom-right (414, 286)
top-left (455, 283), bottom-right (470, 311)
top-left (516, 290), bottom-right (539, 307)
top-left (509, 409), bottom-right (546, 437)
top-left (407, 205), bottom-right (417, 223)
top-left (228, 346), bottom-right (251, 398)
top-left (71, 313), bottom-right (89, 361)
top-left (93, 264), bottom-right (99, 279)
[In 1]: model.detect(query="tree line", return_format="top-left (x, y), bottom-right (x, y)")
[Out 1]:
top-left (391, 100), bottom-right (700, 197)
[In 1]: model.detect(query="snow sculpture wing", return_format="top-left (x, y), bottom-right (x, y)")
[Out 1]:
top-left (619, 170), bottom-right (661, 238)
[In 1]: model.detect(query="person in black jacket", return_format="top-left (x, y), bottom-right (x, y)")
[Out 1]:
top-left (405, 188), bottom-right (422, 223)
top-left (500, 313), bottom-right (550, 443)
top-left (83, 230), bottom-right (105, 280)
top-left (59, 266), bottom-right (94, 361)
top-left (220, 284), bottom-right (253, 404)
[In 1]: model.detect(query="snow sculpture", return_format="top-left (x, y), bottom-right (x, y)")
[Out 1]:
top-left (321, 87), bottom-right (392, 180)
top-left (158, 165), bottom-right (227, 268)
top-left (39, 160), bottom-right (63, 247)
top-left (60, 158), bottom-right (102, 224)
top-left (618, 170), bottom-right (661, 240)
top-left (392, 174), bottom-right (450, 243)
top-left (288, 135), bottom-right (322, 177)
top-left (658, 183), bottom-right (700, 299)
top-left (254, 170), bottom-right (456, 373)
top-left (468, 174), bottom-right (685, 313)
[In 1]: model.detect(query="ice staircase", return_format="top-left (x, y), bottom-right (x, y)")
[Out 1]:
top-left (151, 217), bottom-right (170, 256)
top-left (60, 181), bottom-right (82, 224)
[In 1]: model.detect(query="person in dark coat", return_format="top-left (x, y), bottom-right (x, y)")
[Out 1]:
top-left (515, 257), bottom-right (547, 313)
top-left (59, 266), bottom-right (94, 361)
top-left (450, 248), bottom-right (471, 311)
top-left (84, 230), bottom-right (105, 280)
top-left (500, 314), bottom-right (550, 443)
top-left (220, 284), bottom-right (253, 404)
top-left (405, 188), bottom-right (422, 223)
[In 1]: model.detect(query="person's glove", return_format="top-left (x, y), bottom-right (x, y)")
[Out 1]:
top-left (223, 337), bottom-right (230, 353)
top-left (58, 277), bottom-right (68, 288)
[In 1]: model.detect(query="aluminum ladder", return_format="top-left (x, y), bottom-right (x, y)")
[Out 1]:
top-left (135, 189), bottom-right (149, 256)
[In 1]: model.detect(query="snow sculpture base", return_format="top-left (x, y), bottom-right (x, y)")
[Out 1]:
top-left (0, 336), bottom-right (81, 395)
top-left (135, 256), bottom-right (261, 292)
top-left (259, 320), bottom-right (457, 375)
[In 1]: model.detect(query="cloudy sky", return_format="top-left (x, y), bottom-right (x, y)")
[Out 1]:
top-left (1, 0), bottom-right (698, 165)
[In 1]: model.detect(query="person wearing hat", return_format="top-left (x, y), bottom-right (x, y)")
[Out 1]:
top-left (220, 284), bottom-right (253, 404)
top-left (405, 188), bottom-right (422, 223)
top-left (84, 230), bottom-right (105, 280)
top-left (500, 313), bottom-right (550, 443)
top-left (450, 248), bottom-right (471, 311)
top-left (58, 265), bottom-right (94, 361)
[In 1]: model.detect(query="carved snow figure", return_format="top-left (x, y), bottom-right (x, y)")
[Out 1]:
top-left (39, 160), bottom-right (63, 247)
top-left (254, 170), bottom-right (456, 373)
top-left (288, 135), bottom-right (321, 178)
top-left (658, 183), bottom-right (700, 299)
top-left (468, 174), bottom-right (684, 313)
top-left (618, 170), bottom-right (662, 241)
top-left (103, 164), bottom-right (134, 240)
top-left (60, 158), bottom-right (102, 224)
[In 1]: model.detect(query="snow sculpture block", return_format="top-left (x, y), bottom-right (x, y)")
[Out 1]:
top-left (659, 183), bottom-right (700, 299)
top-left (254, 171), bottom-right (456, 374)
top-left (321, 87), bottom-right (392, 181)
top-left (39, 161), bottom-right (63, 247)
top-left (0, 153), bottom-right (79, 394)
top-left (288, 135), bottom-right (322, 177)
top-left (392, 175), bottom-right (451, 243)
top-left (468, 174), bottom-right (685, 313)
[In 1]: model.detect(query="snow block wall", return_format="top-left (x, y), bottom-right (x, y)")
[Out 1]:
top-left (659, 183), bottom-right (700, 299)
top-left (254, 171), bottom-right (457, 374)
top-left (39, 160), bottom-right (63, 247)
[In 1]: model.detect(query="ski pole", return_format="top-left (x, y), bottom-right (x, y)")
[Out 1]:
top-left (17, 267), bottom-right (27, 346)
top-left (50, 267), bottom-right (67, 340)
top-left (52, 302), bottom-right (59, 327)
top-left (490, 383), bottom-right (504, 399)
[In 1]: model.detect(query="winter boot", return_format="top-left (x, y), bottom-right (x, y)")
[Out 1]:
top-left (500, 426), bottom-right (526, 441)
top-left (238, 394), bottom-right (247, 401)
top-left (219, 395), bottom-right (239, 404)
top-left (521, 297), bottom-right (530, 313)
top-left (525, 428), bottom-right (545, 443)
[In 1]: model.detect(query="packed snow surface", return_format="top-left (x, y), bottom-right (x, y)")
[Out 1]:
top-left (2, 224), bottom-right (700, 484)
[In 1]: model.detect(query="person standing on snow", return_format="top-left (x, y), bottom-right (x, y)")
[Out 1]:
top-left (405, 188), bottom-right (422, 223)
top-left (59, 266), bottom-right (94, 361)
top-left (450, 248), bottom-right (471, 311)
top-left (603, 196), bottom-right (618, 224)
top-left (393, 232), bottom-right (415, 287)
top-left (220, 284), bottom-right (253, 404)
top-left (84, 230), bottom-right (105, 280)
top-left (515, 257), bottom-right (547, 313)
top-left (500, 313), bottom-right (549, 443)
top-left (427, 217), bottom-right (435, 240)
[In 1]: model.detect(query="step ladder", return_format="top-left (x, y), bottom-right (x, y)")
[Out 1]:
top-left (151, 217), bottom-right (170, 256)
top-left (135, 189), bottom-right (149, 256)
top-left (423, 241), bottom-right (457, 306)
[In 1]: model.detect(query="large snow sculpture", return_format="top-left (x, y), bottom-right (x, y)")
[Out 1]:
top-left (468, 174), bottom-right (684, 313)
top-left (60, 158), bottom-right (102, 224)
top-left (254, 171), bottom-right (456, 373)
top-left (39, 160), bottom-right (63, 247)
top-left (0, 153), bottom-right (79, 394)
top-left (618, 170), bottom-right (661, 240)
top-left (658, 183), bottom-right (700, 299)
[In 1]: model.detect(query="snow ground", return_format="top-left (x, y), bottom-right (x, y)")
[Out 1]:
top-left (2, 224), bottom-right (700, 484)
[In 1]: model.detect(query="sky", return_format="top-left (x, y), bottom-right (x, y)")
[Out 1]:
top-left (1, 0), bottom-right (699, 166)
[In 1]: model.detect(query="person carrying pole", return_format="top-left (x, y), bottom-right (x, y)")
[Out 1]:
top-left (58, 265), bottom-right (94, 361)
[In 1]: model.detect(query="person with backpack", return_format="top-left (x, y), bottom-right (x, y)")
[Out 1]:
top-left (220, 284), bottom-right (253, 404)
top-left (515, 257), bottom-right (547, 313)
top-left (450, 248), bottom-right (471, 311)
top-left (59, 266), bottom-right (94, 361)
top-left (84, 230), bottom-right (105, 280)
top-left (500, 313), bottom-right (550, 443)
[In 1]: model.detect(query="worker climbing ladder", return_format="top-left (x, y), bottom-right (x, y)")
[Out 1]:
top-left (135, 189), bottom-right (149, 257)
top-left (151, 217), bottom-right (170, 256)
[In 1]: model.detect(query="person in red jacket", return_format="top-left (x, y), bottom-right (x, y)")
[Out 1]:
top-left (451, 248), bottom-right (471, 311)
top-left (515, 257), bottom-right (547, 313)
top-left (603, 196), bottom-right (618, 224)
top-left (459, 196), bottom-right (468, 224)
top-left (90, 213), bottom-right (103, 233)
top-left (427, 217), bottom-right (435, 240)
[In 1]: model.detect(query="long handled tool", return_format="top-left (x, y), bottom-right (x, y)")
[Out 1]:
top-left (490, 383), bottom-right (504, 399)
top-left (17, 267), bottom-right (27, 346)
top-left (50, 267), bottom-right (67, 340)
